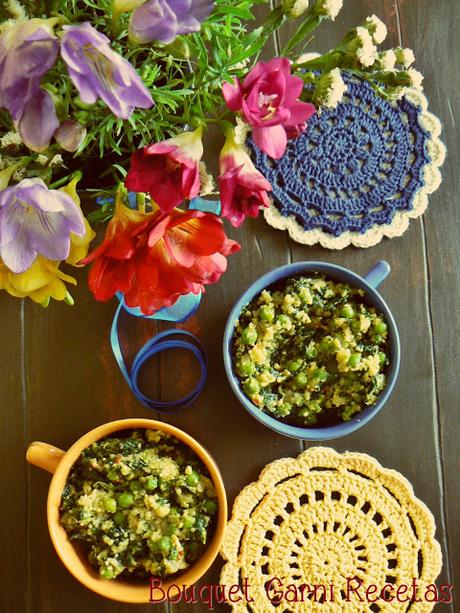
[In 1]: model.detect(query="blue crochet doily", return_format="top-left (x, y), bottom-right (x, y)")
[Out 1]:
top-left (248, 75), bottom-right (433, 239)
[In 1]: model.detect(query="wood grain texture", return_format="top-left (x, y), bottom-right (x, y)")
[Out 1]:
top-left (1, 1), bottom-right (456, 612)
top-left (397, 0), bottom-right (460, 604)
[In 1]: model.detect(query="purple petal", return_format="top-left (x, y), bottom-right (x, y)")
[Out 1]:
top-left (0, 198), bottom-right (26, 246)
top-left (61, 22), bottom-right (153, 118)
top-left (27, 210), bottom-right (72, 261)
top-left (52, 191), bottom-right (86, 236)
top-left (12, 178), bottom-right (65, 213)
top-left (129, 0), bottom-right (179, 44)
top-left (65, 67), bottom-right (98, 105)
top-left (0, 221), bottom-right (37, 273)
top-left (0, 21), bottom-right (58, 120)
top-left (189, 0), bottom-right (214, 22)
top-left (17, 89), bottom-right (59, 152)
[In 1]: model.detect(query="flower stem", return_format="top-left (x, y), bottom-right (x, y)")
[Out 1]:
top-left (49, 170), bottom-right (83, 190)
top-left (136, 192), bottom-right (146, 214)
top-left (281, 15), bottom-right (322, 56)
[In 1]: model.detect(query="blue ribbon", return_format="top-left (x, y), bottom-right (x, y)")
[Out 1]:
top-left (109, 197), bottom-right (221, 413)
top-left (111, 301), bottom-right (207, 413)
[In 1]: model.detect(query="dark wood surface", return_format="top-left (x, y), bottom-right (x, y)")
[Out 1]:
top-left (1, 1), bottom-right (458, 611)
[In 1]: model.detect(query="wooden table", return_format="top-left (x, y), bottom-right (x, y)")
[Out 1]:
top-left (1, 1), bottom-right (458, 611)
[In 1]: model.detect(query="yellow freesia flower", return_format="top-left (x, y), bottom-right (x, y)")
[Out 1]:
top-left (60, 176), bottom-right (96, 266)
top-left (0, 256), bottom-right (77, 305)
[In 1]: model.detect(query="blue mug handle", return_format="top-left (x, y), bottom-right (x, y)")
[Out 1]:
top-left (364, 260), bottom-right (391, 289)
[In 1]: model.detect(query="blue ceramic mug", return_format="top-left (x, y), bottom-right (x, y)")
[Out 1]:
top-left (223, 261), bottom-right (401, 441)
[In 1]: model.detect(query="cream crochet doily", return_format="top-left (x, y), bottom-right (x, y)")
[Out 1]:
top-left (221, 447), bottom-right (442, 612)
top-left (259, 88), bottom-right (446, 249)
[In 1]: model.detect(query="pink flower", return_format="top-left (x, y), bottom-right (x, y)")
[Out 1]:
top-left (218, 130), bottom-right (271, 227)
top-left (222, 57), bottom-right (316, 159)
top-left (125, 128), bottom-right (203, 213)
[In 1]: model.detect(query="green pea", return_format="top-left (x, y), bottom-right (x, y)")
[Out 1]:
top-left (129, 480), bottom-right (142, 493)
top-left (239, 356), bottom-right (256, 376)
top-left (244, 377), bottom-right (260, 396)
top-left (107, 470), bottom-right (118, 482)
top-left (241, 326), bottom-right (257, 345)
top-left (341, 304), bottom-right (354, 319)
top-left (203, 499), bottom-right (217, 514)
top-left (100, 568), bottom-right (116, 579)
top-left (295, 372), bottom-right (308, 387)
top-left (374, 320), bottom-right (387, 335)
top-left (145, 476), bottom-right (158, 491)
top-left (113, 510), bottom-right (126, 526)
top-left (159, 536), bottom-right (171, 554)
top-left (351, 320), bottom-right (361, 333)
top-left (104, 498), bottom-right (117, 514)
top-left (348, 353), bottom-right (361, 369)
top-left (166, 524), bottom-right (178, 536)
top-left (287, 358), bottom-right (303, 372)
top-left (169, 547), bottom-right (179, 560)
top-left (183, 516), bottom-right (195, 529)
top-left (305, 346), bottom-right (317, 360)
top-left (373, 334), bottom-right (384, 344)
top-left (259, 305), bottom-right (275, 322)
top-left (185, 471), bottom-right (200, 487)
top-left (276, 314), bottom-right (291, 327)
top-left (319, 338), bottom-right (332, 352)
top-left (378, 351), bottom-right (387, 366)
top-left (317, 369), bottom-right (328, 382)
top-left (117, 492), bottom-right (134, 509)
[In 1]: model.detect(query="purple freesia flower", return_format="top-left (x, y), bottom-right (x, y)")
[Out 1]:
top-left (60, 22), bottom-right (153, 119)
top-left (129, 0), bottom-right (215, 44)
top-left (0, 19), bottom-right (58, 120)
top-left (0, 178), bottom-right (86, 273)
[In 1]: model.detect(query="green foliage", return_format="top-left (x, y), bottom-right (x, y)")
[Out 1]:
top-left (0, 0), bottom-right (422, 193)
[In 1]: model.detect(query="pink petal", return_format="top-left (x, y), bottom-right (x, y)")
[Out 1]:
top-left (285, 101), bottom-right (316, 126)
top-left (222, 79), bottom-right (243, 111)
top-left (252, 125), bottom-right (288, 159)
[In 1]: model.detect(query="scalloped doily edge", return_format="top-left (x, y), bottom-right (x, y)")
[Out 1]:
top-left (263, 88), bottom-right (446, 249)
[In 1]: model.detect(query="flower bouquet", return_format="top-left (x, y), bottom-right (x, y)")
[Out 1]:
top-left (0, 0), bottom-right (422, 313)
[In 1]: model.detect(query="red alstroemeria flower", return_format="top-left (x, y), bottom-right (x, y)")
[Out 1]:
top-left (82, 193), bottom-right (240, 315)
top-left (125, 127), bottom-right (203, 213)
top-left (218, 129), bottom-right (271, 228)
top-left (222, 57), bottom-right (316, 159)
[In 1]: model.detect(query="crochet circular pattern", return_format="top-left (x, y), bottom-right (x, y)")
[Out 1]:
top-left (249, 77), bottom-right (446, 249)
top-left (221, 447), bottom-right (442, 612)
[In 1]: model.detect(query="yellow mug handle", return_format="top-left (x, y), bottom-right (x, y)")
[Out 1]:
top-left (26, 441), bottom-right (65, 474)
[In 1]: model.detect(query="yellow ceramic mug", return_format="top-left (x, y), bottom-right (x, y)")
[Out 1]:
top-left (26, 418), bottom-right (227, 603)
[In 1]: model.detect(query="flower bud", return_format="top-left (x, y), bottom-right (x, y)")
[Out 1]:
top-left (113, 0), bottom-right (146, 16)
top-left (313, 68), bottom-right (347, 109)
top-left (375, 49), bottom-right (396, 71)
top-left (394, 47), bottom-right (415, 68)
top-left (406, 67), bottom-right (423, 89)
top-left (363, 15), bottom-right (387, 44)
top-left (346, 26), bottom-right (377, 67)
top-left (282, 0), bottom-right (309, 18)
top-left (164, 37), bottom-right (191, 59)
top-left (297, 52), bottom-right (320, 64)
top-left (312, 0), bottom-right (343, 21)
top-left (54, 120), bottom-right (87, 152)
